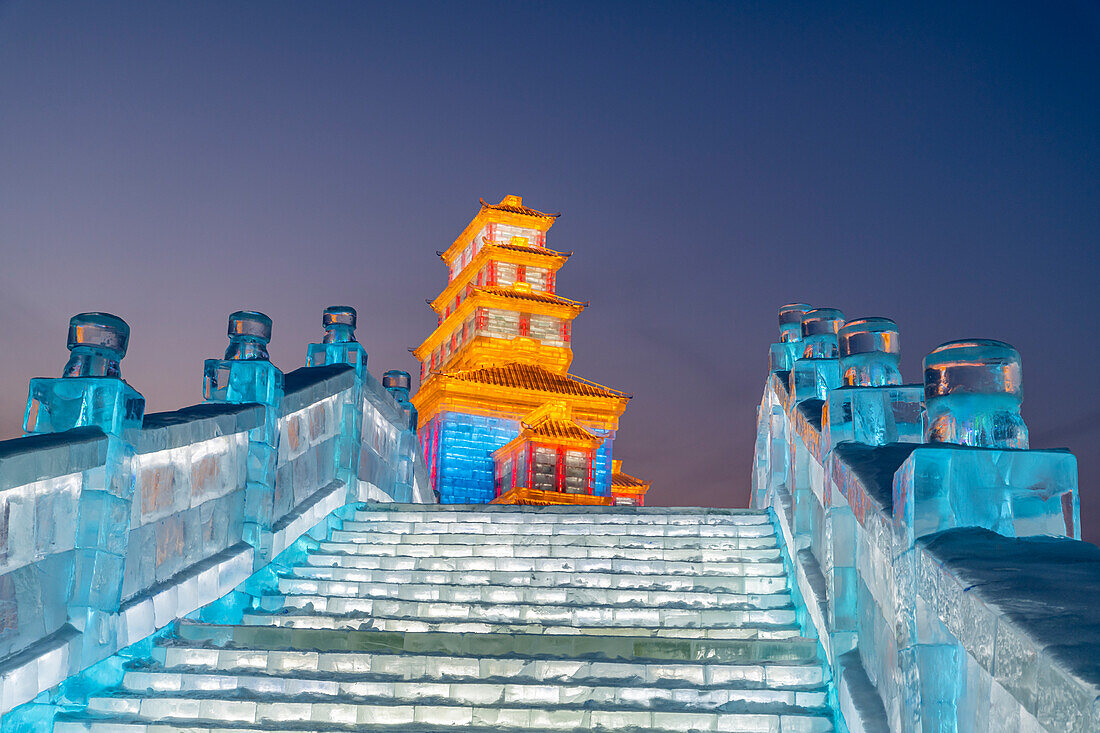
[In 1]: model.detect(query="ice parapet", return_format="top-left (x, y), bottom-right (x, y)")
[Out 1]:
top-left (789, 308), bottom-right (843, 403)
top-left (923, 339), bottom-right (1028, 449)
top-left (203, 311), bottom-right (283, 568)
top-left (769, 303), bottom-right (810, 372)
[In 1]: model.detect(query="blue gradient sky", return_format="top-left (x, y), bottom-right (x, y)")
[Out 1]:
top-left (1, 1), bottom-right (1098, 540)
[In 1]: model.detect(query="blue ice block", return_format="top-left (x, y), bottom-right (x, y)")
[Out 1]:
top-left (892, 444), bottom-right (1079, 546)
top-left (824, 384), bottom-right (924, 452)
top-left (790, 358), bottom-right (841, 404)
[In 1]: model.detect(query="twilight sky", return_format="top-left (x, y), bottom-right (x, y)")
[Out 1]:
top-left (1, 1), bottom-right (1098, 541)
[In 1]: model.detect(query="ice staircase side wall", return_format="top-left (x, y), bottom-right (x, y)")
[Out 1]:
top-left (0, 363), bottom-right (434, 714)
top-left (752, 370), bottom-right (1098, 732)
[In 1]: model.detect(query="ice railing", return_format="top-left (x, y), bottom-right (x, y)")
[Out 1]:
top-left (0, 308), bottom-right (433, 713)
top-left (753, 306), bottom-right (1096, 733)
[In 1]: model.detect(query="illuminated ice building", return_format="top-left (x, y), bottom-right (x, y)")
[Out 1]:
top-left (412, 195), bottom-right (649, 506)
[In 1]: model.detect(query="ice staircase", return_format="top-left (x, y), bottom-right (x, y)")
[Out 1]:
top-left (54, 505), bottom-right (834, 732)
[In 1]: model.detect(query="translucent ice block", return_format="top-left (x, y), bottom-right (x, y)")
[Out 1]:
top-left (306, 306), bottom-right (368, 380)
top-left (838, 318), bottom-right (902, 387)
top-left (789, 359), bottom-right (840, 404)
top-left (923, 340), bottom-right (1027, 449)
top-left (892, 445), bottom-right (1079, 546)
top-left (800, 308), bottom-right (844, 359)
top-left (823, 385), bottom-right (924, 451)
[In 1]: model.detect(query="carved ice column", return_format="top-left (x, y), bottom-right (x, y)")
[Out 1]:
top-left (789, 308), bottom-right (844, 403)
top-left (24, 313), bottom-right (145, 662)
top-left (306, 306), bottom-right (367, 501)
top-left (768, 302), bottom-right (811, 372)
top-left (823, 318), bottom-right (924, 453)
top-left (203, 311), bottom-right (284, 569)
top-left (894, 338), bottom-right (1076, 542)
top-left (786, 308), bottom-right (843, 541)
top-left (383, 370), bottom-right (419, 500)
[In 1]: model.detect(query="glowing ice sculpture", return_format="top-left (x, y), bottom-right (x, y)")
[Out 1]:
top-left (789, 307), bottom-right (843, 403)
top-left (823, 318), bottom-right (923, 451)
top-left (893, 339), bottom-right (1079, 545)
top-left (306, 306), bottom-right (368, 500)
top-left (382, 370), bottom-right (418, 432)
top-left (204, 311), bottom-right (284, 567)
top-left (306, 305), bottom-right (367, 380)
top-left (768, 302), bottom-right (810, 372)
top-left (23, 312), bottom-right (145, 662)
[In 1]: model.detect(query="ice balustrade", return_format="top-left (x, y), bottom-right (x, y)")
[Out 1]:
top-left (0, 308), bottom-right (433, 715)
top-left (754, 304), bottom-right (1093, 732)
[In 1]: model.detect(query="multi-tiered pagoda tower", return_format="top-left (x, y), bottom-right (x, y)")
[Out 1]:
top-left (412, 195), bottom-right (648, 506)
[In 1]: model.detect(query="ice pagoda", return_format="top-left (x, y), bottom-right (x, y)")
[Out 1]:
top-left (412, 195), bottom-right (648, 506)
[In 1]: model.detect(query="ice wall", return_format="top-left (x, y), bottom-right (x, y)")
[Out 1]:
top-left (753, 306), bottom-right (1094, 732)
top-left (0, 309), bottom-right (434, 714)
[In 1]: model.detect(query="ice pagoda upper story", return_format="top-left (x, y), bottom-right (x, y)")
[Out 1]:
top-left (412, 195), bottom-right (648, 507)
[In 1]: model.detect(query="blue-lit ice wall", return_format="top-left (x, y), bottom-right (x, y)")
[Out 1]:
top-left (0, 361), bottom-right (433, 713)
top-left (431, 412), bottom-right (520, 504)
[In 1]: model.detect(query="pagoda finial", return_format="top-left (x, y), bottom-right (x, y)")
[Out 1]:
top-left (501, 194), bottom-right (522, 206)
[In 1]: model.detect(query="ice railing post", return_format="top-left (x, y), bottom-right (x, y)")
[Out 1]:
top-left (822, 318), bottom-right (924, 454)
top-left (203, 311), bottom-right (284, 570)
top-left (768, 302), bottom-right (811, 372)
top-left (892, 338), bottom-right (1078, 545)
top-left (306, 306), bottom-right (368, 502)
top-left (785, 308), bottom-right (843, 540)
top-left (889, 339), bottom-right (1079, 731)
top-left (383, 370), bottom-right (419, 493)
top-left (23, 313), bottom-right (145, 663)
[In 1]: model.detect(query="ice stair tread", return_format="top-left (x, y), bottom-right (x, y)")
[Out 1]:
top-left (275, 577), bottom-right (794, 608)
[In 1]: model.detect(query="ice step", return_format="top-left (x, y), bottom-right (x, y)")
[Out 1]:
top-left (333, 520), bottom-right (776, 537)
top-left (238, 612), bottom-right (802, 639)
top-left (57, 716), bottom-right (831, 733)
top-left (351, 506), bottom-right (772, 523)
top-left (154, 644), bottom-right (826, 687)
top-left (296, 561), bottom-right (790, 594)
top-left (332, 529), bottom-right (780, 549)
top-left (277, 576), bottom-right (793, 609)
top-left (118, 667), bottom-right (829, 709)
top-left (309, 547), bottom-right (786, 576)
top-left (81, 693), bottom-right (832, 731)
top-left (322, 536), bottom-right (781, 562)
top-left (267, 594), bottom-right (799, 627)
top-left (173, 622), bottom-right (825, 664)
